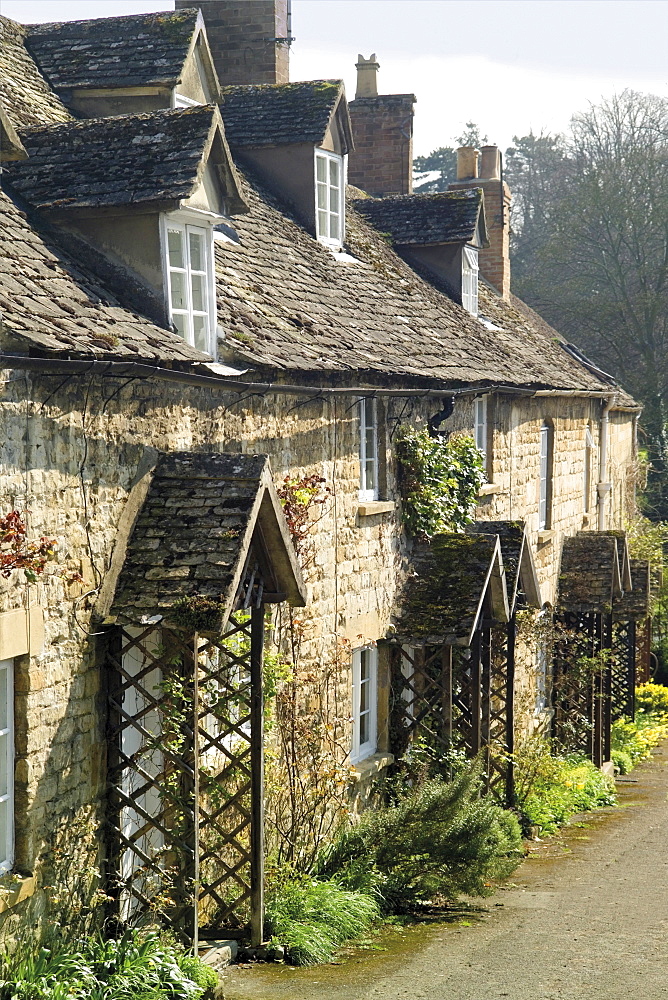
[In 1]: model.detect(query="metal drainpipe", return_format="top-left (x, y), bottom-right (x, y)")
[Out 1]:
top-left (597, 393), bottom-right (617, 530)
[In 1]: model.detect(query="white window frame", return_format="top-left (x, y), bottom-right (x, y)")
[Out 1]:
top-left (314, 148), bottom-right (346, 247)
top-left (359, 397), bottom-right (379, 502)
top-left (0, 659), bottom-right (14, 875)
top-left (161, 213), bottom-right (217, 356)
top-left (539, 422), bottom-right (552, 530)
top-left (351, 646), bottom-right (378, 763)
top-left (462, 245), bottom-right (479, 316)
top-left (535, 639), bottom-right (549, 715)
top-left (171, 92), bottom-right (202, 109)
top-left (584, 424), bottom-right (594, 513)
top-left (474, 394), bottom-right (488, 460)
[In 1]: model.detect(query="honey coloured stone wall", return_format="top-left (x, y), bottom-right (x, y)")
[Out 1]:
top-left (0, 372), bottom-right (637, 926)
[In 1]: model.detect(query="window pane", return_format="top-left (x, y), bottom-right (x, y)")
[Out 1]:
top-left (167, 228), bottom-right (184, 268)
top-left (172, 313), bottom-right (187, 337)
top-left (192, 314), bottom-right (208, 353)
top-left (170, 272), bottom-right (187, 311)
top-left (316, 156), bottom-right (327, 182)
top-left (0, 735), bottom-right (7, 798)
top-left (189, 231), bottom-right (204, 272)
top-left (317, 210), bottom-right (328, 236)
top-left (0, 671), bottom-right (7, 732)
top-left (317, 184), bottom-right (327, 210)
top-left (365, 459), bottom-right (377, 493)
top-left (191, 274), bottom-right (205, 313)
top-left (359, 710), bottom-right (369, 746)
top-left (329, 158), bottom-right (340, 186)
top-left (360, 678), bottom-right (369, 715)
top-left (0, 800), bottom-right (7, 866)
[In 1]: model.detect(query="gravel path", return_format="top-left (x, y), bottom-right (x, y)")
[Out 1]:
top-left (223, 745), bottom-right (668, 1000)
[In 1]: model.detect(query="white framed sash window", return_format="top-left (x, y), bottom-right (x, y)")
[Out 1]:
top-left (162, 216), bottom-right (216, 355)
top-left (0, 659), bottom-right (14, 875)
top-left (351, 647), bottom-right (377, 763)
top-left (359, 397), bottom-right (379, 501)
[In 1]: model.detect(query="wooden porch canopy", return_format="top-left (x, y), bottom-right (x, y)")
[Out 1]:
top-left (467, 520), bottom-right (541, 612)
top-left (99, 451), bottom-right (306, 627)
top-left (392, 532), bottom-right (509, 647)
top-left (612, 559), bottom-right (651, 622)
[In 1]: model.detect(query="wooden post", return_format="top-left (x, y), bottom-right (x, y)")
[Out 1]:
top-left (192, 633), bottom-right (200, 954)
top-left (249, 606), bottom-right (265, 948)
top-left (480, 627), bottom-right (492, 786)
top-left (470, 632), bottom-right (482, 755)
top-left (505, 616), bottom-right (516, 807)
top-left (628, 620), bottom-right (637, 720)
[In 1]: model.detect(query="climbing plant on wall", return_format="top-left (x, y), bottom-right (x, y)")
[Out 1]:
top-left (0, 510), bottom-right (56, 581)
top-left (396, 427), bottom-right (485, 538)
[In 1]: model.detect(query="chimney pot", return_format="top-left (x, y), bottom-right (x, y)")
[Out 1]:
top-left (480, 145), bottom-right (501, 180)
top-left (456, 146), bottom-right (479, 180)
top-left (355, 53), bottom-right (380, 99)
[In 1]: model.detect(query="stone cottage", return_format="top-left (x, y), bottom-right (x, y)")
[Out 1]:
top-left (0, 1), bottom-right (648, 943)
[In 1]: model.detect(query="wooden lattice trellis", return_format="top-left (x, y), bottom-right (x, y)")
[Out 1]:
top-left (104, 605), bottom-right (265, 946)
top-left (610, 620), bottom-right (636, 721)
top-left (389, 620), bottom-right (515, 805)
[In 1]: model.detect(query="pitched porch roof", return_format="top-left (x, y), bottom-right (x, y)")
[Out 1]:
top-left (392, 532), bottom-right (509, 646)
top-left (557, 533), bottom-right (623, 614)
top-left (100, 452), bottom-right (306, 631)
top-left (612, 559), bottom-right (651, 622)
top-left (467, 520), bottom-right (541, 612)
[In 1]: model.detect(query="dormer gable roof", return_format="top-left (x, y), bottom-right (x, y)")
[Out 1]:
top-left (4, 104), bottom-right (247, 216)
top-left (25, 9), bottom-right (206, 94)
top-left (352, 189), bottom-right (488, 248)
top-left (220, 80), bottom-right (354, 152)
top-left (0, 15), bottom-right (72, 130)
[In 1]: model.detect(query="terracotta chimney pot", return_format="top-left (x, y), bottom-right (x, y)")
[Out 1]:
top-left (480, 145), bottom-right (501, 180)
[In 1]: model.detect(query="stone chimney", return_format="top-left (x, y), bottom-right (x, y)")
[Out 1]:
top-left (176, 0), bottom-right (291, 86)
top-left (449, 144), bottom-right (511, 299)
top-left (347, 53), bottom-right (415, 197)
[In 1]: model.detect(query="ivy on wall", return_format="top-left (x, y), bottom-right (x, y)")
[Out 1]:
top-left (396, 427), bottom-right (485, 538)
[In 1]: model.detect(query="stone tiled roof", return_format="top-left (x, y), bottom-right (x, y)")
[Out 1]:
top-left (0, 16), bottom-right (71, 130)
top-left (392, 533), bottom-right (507, 645)
top-left (558, 534), bottom-right (623, 614)
top-left (25, 9), bottom-right (201, 92)
top-left (4, 106), bottom-right (226, 212)
top-left (220, 80), bottom-right (345, 148)
top-left (109, 452), bottom-right (305, 626)
top-left (0, 187), bottom-right (208, 362)
top-left (352, 189), bottom-right (486, 246)
top-left (214, 172), bottom-right (633, 393)
top-left (612, 559), bottom-right (651, 622)
top-left (468, 520), bottom-right (541, 611)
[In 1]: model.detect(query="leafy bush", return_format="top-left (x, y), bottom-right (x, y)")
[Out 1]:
top-left (635, 682), bottom-right (668, 717)
top-left (314, 764), bottom-right (523, 911)
top-left (265, 874), bottom-right (379, 966)
top-left (515, 737), bottom-right (616, 835)
top-left (0, 929), bottom-right (216, 1000)
top-left (395, 427), bottom-right (485, 537)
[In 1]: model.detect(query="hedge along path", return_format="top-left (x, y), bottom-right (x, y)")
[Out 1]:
top-left (222, 744), bottom-right (668, 1000)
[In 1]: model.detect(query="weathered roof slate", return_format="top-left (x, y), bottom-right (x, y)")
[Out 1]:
top-left (558, 534), bottom-right (622, 614)
top-left (109, 452), bottom-right (305, 626)
top-left (25, 9), bottom-right (201, 92)
top-left (392, 533), bottom-right (508, 645)
top-left (0, 16), bottom-right (71, 130)
top-left (220, 80), bottom-right (345, 148)
top-left (214, 172), bottom-right (632, 394)
top-left (352, 189), bottom-right (485, 246)
top-left (0, 187), bottom-right (208, 362)
top-left (612, 559), bottom-right (651, 622)
top-left (4, 105), bottom-right (223, 212)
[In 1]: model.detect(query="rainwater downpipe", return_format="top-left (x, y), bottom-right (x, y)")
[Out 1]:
top-left (597, 393), bottom-right (617, 530)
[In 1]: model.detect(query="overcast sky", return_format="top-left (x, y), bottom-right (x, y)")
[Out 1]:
top-left (4, 0), bottom-right (667, 155)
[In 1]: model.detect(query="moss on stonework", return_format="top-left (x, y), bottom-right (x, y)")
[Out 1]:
top-left (397, 533), bottom-right (494, 641)
top-left (169, 594), bottom-right (226, 634)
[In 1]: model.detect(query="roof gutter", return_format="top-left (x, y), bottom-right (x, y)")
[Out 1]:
top-left (0, 354), bottom-right (534, 400)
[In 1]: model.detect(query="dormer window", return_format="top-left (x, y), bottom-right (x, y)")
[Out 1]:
top-left (462, 246), bottom-right (479, 316)
top-left (315, 149), bottom-right (345, 247)
top-left (163, 215), bottom-right (216, 355)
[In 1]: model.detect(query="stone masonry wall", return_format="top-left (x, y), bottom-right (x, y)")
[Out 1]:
top-left (0, 373), bottom-right (636, 925)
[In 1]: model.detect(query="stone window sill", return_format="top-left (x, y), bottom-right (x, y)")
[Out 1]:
top-left (358, 500), bottom-right (395, 517)
top-left (478, 484), bottom-right (501, 497)
top-left (350, 751), bottom-right (394, 782)
top-left (0, 874), bottom-right (36, 914)
top-left (537, 529), bottom-right (555, 545)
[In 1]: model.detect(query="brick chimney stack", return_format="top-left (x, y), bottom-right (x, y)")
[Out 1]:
top-left (347, 54), bottom-right (415, 197)
top-left (449, 144), bottom-right (511, 299)
top-left (176, 0), bottom-right (291, 86)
